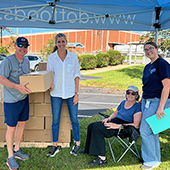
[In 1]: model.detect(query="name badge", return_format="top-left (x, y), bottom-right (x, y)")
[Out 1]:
top-left (145, 100), bottom-right (150, 108)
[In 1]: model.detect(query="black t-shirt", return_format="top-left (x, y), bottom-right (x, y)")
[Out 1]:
top-left (142, 57), bottom-right (170, 99)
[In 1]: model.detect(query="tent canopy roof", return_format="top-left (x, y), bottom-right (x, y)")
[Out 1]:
top-left (0, 0), bottom-right (170, 31)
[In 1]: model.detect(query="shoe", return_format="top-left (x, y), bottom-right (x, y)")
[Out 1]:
top-left (47, 146), bottom-right (59, 157)
top-left (70, 145), bottom-right (80, 156)
top-left (79, 149), bottom-right (86, 154)
top-left (88, 157), bottom-right (107, 166)
top-left (6, 156), bottom-right (19, 170)
top-left (140, 163), bottom-right (160, 170)
top-left (13, 149), bottom-right (29, 160)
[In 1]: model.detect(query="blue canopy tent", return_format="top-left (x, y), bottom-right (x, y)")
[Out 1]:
top-left (0, 0), bottom-right (170, 48)
top-left (0, 0), bottom-right (170, 31)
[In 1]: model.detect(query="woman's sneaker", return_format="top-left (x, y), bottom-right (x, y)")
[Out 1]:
top-left (70, 145), bottom-right (80, 156)
top-left (47, 146), bottom-right (59, 157)
top-left (6, 156), bottom-right (19, 170)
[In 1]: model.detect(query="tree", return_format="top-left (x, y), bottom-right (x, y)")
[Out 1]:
top-left (0, 27), bottom-right (14, 46)
top-left (139, 29), bottom-right (170, 56)
top-left (40, 35), bottom-right (55, 61)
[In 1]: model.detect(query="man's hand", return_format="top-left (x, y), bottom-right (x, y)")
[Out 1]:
top-left (17, 82), bottom-right (31, 94)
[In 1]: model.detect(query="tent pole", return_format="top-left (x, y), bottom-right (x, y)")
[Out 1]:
top-left (155, 28), bottom-right (158, 45)
top-left (1, 27), bottom-right (2, 47)
top-left (49, 0), bottom-right (60, 24)
top-left (154, 7), bottom-right (161, 45)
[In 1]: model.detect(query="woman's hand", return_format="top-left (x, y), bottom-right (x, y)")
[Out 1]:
top-left (102, 118), bottom-right (111, 123)
top-left (49, 83), bottom-right (54, 91)
top-left (104, 122), bottom-right (120, 129)
top-left (156, 107), bottom-right (166, 119)
top-left (73, 93), bottom-right (79, 105)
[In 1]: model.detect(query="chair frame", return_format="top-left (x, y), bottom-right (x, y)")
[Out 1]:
top-left (106, 125), bottom-right (141, 163)
top-left (98, 112), bottom-right (141, 163)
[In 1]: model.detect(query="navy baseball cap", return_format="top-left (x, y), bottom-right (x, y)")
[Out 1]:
top-left (15, 37), bottom-right (30, 46)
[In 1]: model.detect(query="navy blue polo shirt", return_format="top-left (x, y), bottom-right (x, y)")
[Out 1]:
top-left (142, 57), bottom-right (170, 99)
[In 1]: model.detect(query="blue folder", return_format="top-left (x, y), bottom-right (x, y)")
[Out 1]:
top-left (146, 107), bottom-right (170, 134)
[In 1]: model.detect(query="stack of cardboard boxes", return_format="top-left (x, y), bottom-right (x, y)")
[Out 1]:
top-left (0, 70), bottom-right (72, 147)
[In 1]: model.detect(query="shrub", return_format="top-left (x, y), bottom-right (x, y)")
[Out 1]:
top-left (80, 54), bottom-right (97, 70)
top-left (119, 55), bottom-right (126, 64)
top-left (96, 52), bottom-right (109, 68)
top-left (107, 50), bottom-right (122, 66)
top-left (77, 55), bottom-right (83, 69)
top-left (0, 46), bottom-right (9, 54)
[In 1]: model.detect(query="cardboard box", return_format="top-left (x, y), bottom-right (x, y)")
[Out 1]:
top-left (24, 129), bottom-right (52, 142)
top-left (45, 116), bottom-right (72, 130)
top-left (19, 71), bottom-right (53, 93)
top-left (29, 103), bottom-right (34, 116)
top-left (29, 92), bottom-right (45, 103)
top-left (34, 103), bottom-right (51, 116)
top-left (0, 100), bottom-right (4, 116)
top-left (0, 129), bottom-right (6, 142)
top-left (58, 129), bottom-right (71, 143)
top-left (0, 116), bottom-right (6, 129)
top-left (29, 90), bottom-right (51, 104)
top-left (1, 86), bottom-right (3, 100)
top-left (45, 90), bottom-right (51, 103)
top-left (25, 117), bottom-right (44, 130)
top-left (61, 100), bottom-right (69, 116)
top-left (39, 62), bottom-right (47, 71)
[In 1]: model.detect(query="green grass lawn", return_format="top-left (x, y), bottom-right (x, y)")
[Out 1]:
top-left (80, 65), bottom-right (145, 93)
top-left (0, 65), bottom-right (169, 169)
top-left (0, 111), bottom-right (169, 170)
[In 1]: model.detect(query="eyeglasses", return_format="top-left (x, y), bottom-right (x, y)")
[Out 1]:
top-left (17, 44), bottom-right (29, 48)
top-left (144, 47), bottom-right (155, 52)
top-left (126, 91), bottom-right (137, 96)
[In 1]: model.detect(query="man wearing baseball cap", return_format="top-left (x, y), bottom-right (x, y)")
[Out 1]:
top-left (0, 37), bottom-right (31, 169)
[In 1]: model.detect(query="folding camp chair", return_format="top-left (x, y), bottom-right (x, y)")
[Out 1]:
top-left (99, 112), bottom-right (141, 163)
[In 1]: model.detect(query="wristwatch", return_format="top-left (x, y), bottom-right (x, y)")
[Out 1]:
top-left (75, 92), bottom-right (80, 95)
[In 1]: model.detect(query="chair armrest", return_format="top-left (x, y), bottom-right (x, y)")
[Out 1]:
top-left (98, 112), bottom-right (110, 118)
top-left (117, 124), bottom-right (123, 136)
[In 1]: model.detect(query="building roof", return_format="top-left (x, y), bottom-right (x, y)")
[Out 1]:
top-left (67, 43), bottom-right (85, 47)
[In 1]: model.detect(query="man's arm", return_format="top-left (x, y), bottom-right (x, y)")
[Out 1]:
top-left (0, 75), bottom-right (31, 94)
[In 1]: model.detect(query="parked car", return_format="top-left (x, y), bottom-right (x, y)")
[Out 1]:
top-left (25, 55), bottom-right (43, 71)
top-left (0, 54), bottom-right (6, 65)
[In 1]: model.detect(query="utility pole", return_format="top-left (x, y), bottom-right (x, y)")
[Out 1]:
top-left (17, 28), bottom-right (19, 37)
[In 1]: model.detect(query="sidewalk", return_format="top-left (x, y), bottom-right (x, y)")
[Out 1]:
top-left (80, 63), bottom-right (141, 75)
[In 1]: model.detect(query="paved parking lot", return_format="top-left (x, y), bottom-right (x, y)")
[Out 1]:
top-left (78, 75), bottom-right (125, 119)
top-left (78, 85), bottom-right (124, 119)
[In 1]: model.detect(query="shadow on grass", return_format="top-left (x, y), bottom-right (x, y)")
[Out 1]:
top-left (116, 65), bottom-right (144, 79)
top-left (78, 109), bottom-right (107, 119)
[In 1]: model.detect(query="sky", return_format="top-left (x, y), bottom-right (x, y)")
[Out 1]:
top-left (3, 27), bottom-right (63, 36)
top-left (3, 27), bottom-right (144, 37)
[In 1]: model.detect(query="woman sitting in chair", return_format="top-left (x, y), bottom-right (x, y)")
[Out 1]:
top-left (80, 85), bottom-right (142, 166)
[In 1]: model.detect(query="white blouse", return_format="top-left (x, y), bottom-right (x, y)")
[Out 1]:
top-left (47, 50), bottom-right (80, 99)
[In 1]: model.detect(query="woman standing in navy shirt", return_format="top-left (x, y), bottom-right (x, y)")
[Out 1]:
top-left (140, 42), bottom-right (170, 170)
